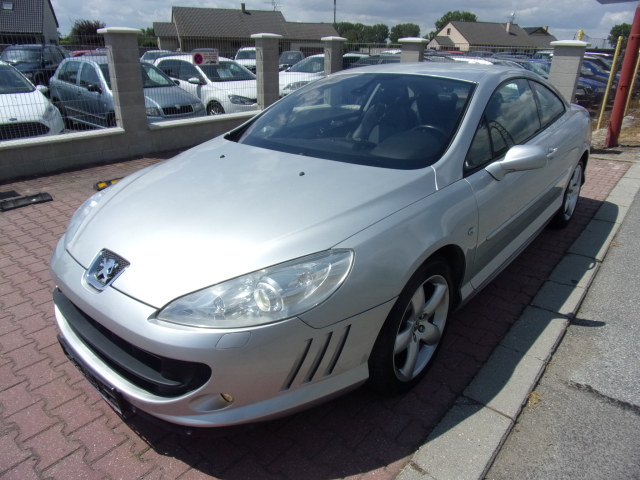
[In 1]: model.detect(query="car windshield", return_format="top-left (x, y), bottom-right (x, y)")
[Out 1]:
top-left (1, 47), bottom-right (40, 63)
top-left (236, 50), bottom-right (256, 60)
top-left (523, 61), bottom-right (550, 77)
top-left (233, 73), bottom-right (475, 169)
top-left (288, 56), bottom-right (324, 73)
top-left (0, 65), bottom-right (35, 93)
top-left (141, 62), bottom-right (177, 87)
top-left (280, 52), bottom-right (302, 63)
top-left (200, 61), bottom-right (255, 81)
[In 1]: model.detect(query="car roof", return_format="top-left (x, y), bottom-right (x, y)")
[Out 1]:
top-left (156, 54), bottom-right (234, 63)
top-left (331, 61), bottom-right (528, 84)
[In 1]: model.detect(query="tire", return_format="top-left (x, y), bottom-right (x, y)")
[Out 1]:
top-left (549, 161), bottom-right (583, 229)
top-left (207, 101), bottom-right (225, 115)
top-left (368, 257), bottom-right (452, 394)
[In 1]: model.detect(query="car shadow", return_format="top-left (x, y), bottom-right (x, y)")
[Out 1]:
top-left (114, 197), bottom-right (618, 479)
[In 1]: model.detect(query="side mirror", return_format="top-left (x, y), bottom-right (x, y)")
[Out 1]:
top-left (36, 85), bottom-right (49, 95)
top-left (86, 84), bottom-right (102, 94)
top-left (485, 145), bottom-right (547, 181)
top-left (187, 76), bottom-right (204, 85)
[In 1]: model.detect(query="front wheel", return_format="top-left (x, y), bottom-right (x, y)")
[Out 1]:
top-left (368, 257), bottom-right (452, 394)
top-left (207, 101), bottom-right (225, 115)
top-left (550, 161), bottom-right (583, 229)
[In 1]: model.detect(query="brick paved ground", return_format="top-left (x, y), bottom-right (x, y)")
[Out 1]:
top-left (0, 152), bottom-right (630, 480)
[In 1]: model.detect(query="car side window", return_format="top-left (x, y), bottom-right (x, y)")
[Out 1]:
top-left (43, 47), bottom-right (53, 64)
top-left (79, 64), bottom-right (100, 88)
top-left (177, 61), bottom-right (201, 81)
top-left (157, 59), bottom-right (180, 78)
top-left (465, 79), bottom-right (541, 173)
top-left (531, 81), bottom-right (565, 128)
top-left (58, 61), bottom-right (81, 84)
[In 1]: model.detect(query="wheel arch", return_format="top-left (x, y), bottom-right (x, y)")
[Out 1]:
top-left (417, 244), bottom-right (466, 309)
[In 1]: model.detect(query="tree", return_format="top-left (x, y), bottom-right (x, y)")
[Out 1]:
top-left (367, 24), bottom-right (390, 44)
top-left (68, 19), bottom-right (106, 46)
top-left (608, 23), bottom-right (632, 48)
top-left (335, 22), bottom-right (389, 44)
top-left (427, 11), bottom-right (477, 40)
top-left (139, 27), bottom-right (158, 48)
top-left (389, 23), bottom-right (420, 43)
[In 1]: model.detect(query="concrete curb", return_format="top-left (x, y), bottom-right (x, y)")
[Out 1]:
top-left (397, 160), bottom-right (640, 480)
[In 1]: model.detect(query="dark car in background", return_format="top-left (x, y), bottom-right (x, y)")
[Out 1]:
top-left (0, 44), bottom-right (70, 86)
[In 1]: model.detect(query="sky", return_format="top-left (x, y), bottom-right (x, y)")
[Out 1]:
top-left (51, 0), bottom-right (639, 46)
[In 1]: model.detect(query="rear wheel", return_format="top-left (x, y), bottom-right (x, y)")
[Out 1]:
top-left (550, 161), bottom-right (583, 229)
top-left (368, 257), bottom-right (452, 394)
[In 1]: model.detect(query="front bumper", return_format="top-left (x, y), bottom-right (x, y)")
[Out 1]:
top-left (50, 240), bottom-right (390, 427)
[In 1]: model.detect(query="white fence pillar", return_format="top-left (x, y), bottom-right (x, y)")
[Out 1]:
top-left (252, 33), bottom-right (282, 109)
top-left (98, 27), bottom-right (148, 133)
top-left (322, 36), bottom-right (347, 74)
top-left (548, 40), bottom-right (589, 104)
top-left (399, 37), bottom-right (427, 63)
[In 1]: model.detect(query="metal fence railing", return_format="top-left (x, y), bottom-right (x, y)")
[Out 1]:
top-left (0, 32), bottom-right (619, 143)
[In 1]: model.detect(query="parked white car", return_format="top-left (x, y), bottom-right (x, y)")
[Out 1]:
top-left (155, 55), bottom-right (259, 115)
top-left (234, 47), bottom-right (256, 73)
top-left (279, 53), bottom-right (369, 96)
top-left (0, 60), bottom-right (64, 141)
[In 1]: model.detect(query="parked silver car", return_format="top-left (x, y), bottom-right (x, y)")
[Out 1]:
top-left (49, 55), bottom-right (206, 128)
top-left (51, 63), bottom-right (590, 428)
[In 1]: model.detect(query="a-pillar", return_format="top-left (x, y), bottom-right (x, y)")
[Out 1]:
top-left (98, 27), bottom-right (147, 133)
top-left (399, 37), bottom-right (427, 63)
top-left (548, 40), bottom-right (588, 104)
top-left (322, 36), bottom-right (347, 74)
top-left (252, 33), bottom-right (282, 109)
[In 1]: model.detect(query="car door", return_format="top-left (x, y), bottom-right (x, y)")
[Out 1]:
top-left (464, 78), bottom-right (568, 290)
top-left (52, 60), bottom-right (83, 119)
top-left (77, 63), bottom-right (111, 127)
top-left (165, 60), bottom-right (205, 101)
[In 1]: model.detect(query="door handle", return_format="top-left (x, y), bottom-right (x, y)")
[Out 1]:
top-left (547, 147), bottom-right (558, 159)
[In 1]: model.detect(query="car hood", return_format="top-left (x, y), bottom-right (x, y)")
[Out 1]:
top-left (66, 137), bottom-right (437, 308)
top-left (0, 90), bottom-right (48, 123)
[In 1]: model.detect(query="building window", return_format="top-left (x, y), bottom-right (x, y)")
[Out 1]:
top-left (2, 1), bottom-right (14, 9)
top-left (446, 28), bottom-right (451, 35)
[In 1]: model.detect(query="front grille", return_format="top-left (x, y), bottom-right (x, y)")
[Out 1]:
top-left (162, 105), bottom-right (194, 116)
top-left (54, 289), bottom-right (211, 397)
top-left (0, 122), bottom-right (49, 140)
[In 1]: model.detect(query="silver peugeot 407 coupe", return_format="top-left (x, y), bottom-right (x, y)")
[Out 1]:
top-left (51, 62), bottom-right (591, 427)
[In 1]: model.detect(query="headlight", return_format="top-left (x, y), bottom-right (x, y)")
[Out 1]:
top-left (43, 103), bottom-right (59, 121)
top-left (228, 95), bottom-right (256, 105)
top-left (146, 106), bottom-right (161, 117)
top-left (157, 249), bottom-right (354, 328)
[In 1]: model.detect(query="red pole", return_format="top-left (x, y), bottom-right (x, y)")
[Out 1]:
top-left (606, 4), bottom-right (640, 147)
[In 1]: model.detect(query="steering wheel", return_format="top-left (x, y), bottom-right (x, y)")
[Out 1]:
top-left (411, 124), bottom-right (448, 140)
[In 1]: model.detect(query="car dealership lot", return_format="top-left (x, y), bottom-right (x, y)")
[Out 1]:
top-left (0, 149), bottom-right (629, 478)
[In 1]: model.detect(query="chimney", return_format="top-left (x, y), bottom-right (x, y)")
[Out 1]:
top-left (506, 21), bottom-right (512, 34)
top-left (241, 3), bottom-right (247, 14)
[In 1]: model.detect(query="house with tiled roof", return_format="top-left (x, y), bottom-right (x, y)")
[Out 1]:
top-left (427, 20), bottom-right (556, 54)
top-left (154, 4), bottom-right (338, 56)
top-left (0, 0), bottom-right (59, 45)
